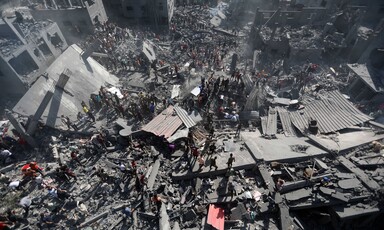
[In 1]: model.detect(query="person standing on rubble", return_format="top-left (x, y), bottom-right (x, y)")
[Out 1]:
top-left (149, 102), bottom-right (155, 115)
top-left (209, 126), bottom-right (215, 138)
top-left (114, 92), bottom-right (120, 105)
top-left (59, 164), bottom-right (77, 181)
top-left (198, 155), bottom-right (205, 171)
top-left (82, 104), bottom-right (96, 123)
top-left (70, 150), bottom-right (84, 167)
top-left (39, 212), bottom-right (55, 228)
top-left (131, 160), bottom-right (137, 170)
top-left (19, 196), bottom-right (32, 218)
top-left (227, 153), bottom-right (235, 168)
top-left (276, 178), bottom-right (285, 191)
top-left (191, 146), bottom-right (199, 159)
top-left (61, 115), bottom-right (78, 131)
top-left (174, 64), bottom-right (179, 76)
top-left (227, 181), bottom-right (235, 200)
top-left (235, 122), bottom-right (242, 138)
top-left (152, 194), bottom-right (162, 213)
top-left (119, 162), bottom-right (131, 181)
top-left (22, 162), bottom-right (44, 177)
top-left (122, 205), bottom-right (135, 223)
top-left (210, 156), bottom-right (218, 171)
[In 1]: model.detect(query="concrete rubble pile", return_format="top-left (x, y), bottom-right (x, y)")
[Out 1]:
top-left (0, 39), bottom-right (23, 57)
top-left (1, 0), bottom-right (384, 230)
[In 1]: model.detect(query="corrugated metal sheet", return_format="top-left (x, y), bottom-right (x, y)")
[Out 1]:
top-left (244, 86), bottom-right (259, 111)
top-left (289, 91), bottom-right (372, 134)
top-left (174, 106), bottom-right (196, 128)
top-left (207, 204), bottom-right (224, 230)
top-left (277, 107), bottom-right (297, 137)
top-left (142, 106), bottom-right (183, 138)
top-left (244, 85), bottom-right (267, 111)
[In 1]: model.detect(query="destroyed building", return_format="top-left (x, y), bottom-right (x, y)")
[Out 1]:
top-left (24, 0), bottom-right (108, 44)
top-left (250, 0), bottom-right (384, 63)
top-left (0, 8), bottom-right (67, 99)
top-left (103, 0), bottom-right (175, 29)
top-left (0, 0), bottom-right (384, 230)
top-left (175, 0), bottom-right (219, 7)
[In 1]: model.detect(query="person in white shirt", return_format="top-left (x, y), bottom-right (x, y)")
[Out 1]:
top-left (0, 148), bottom-right (16, 164)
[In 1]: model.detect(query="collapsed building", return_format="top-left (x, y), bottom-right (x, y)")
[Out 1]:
top-left (0, 0), bottom-right (384, 230)
top-left (250, 0), bottom-right (384, 63)
top-left (103, 0), bottom-right (175, 30)
top-left (24, 0), bottom-right (108, 44)
top-left (0, 8), bottom-right (67, 98)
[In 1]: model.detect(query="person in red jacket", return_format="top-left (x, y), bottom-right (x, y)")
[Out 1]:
top-left (0, 221), bottom-right (12, 230)
top-left (29, 162), bottom-right (44, 176)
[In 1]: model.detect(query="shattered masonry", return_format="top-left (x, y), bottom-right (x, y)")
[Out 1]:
top-left (1, 0), bottom-right (384, 230)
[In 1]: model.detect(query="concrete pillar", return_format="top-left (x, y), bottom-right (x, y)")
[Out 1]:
top-left (5, 110), bottom-right (37, 148)
top-left (27, 90), bottom-right (54, 135)
top-left (254, 8), bottom-right (261, 27)
top-left (51, 0), bottom-right (58, 9)
top-left (279, 13), bottom-right (287, 27)
top-left (26, 47), bottom-right (44, 68)
top-left (42, 32), bottom-right (58, 57)
top-left (36, 47), bottom-right (48, 62)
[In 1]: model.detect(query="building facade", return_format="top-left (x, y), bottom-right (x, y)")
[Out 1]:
top-left (27, 0), bottom-right (108, 44)
top-left (103, 0), bottom-right (174, 30)
top-left (0, 10), bottom-right (68, 98)
top-left (122, 0), bottom-right (174, 28)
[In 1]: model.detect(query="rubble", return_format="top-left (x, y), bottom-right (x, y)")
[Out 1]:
top-left (0, 0), bottom-right (384, 230)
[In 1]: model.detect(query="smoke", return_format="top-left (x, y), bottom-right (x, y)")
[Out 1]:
top-left (227, 0), bottom-right (264, 27)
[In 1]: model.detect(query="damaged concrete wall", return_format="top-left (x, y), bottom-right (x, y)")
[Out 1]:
top-left (30, 1), bottom-right (107, 45)
top-left (0, 57), bottom-right (26, 98)
top-left (0, 13), bottom-right (68, 99)
top-left (121, 0), bottom-right (173, 27)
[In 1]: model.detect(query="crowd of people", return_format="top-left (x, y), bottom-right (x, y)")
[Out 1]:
top-left (0, 2), bottom-right (256, 228)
